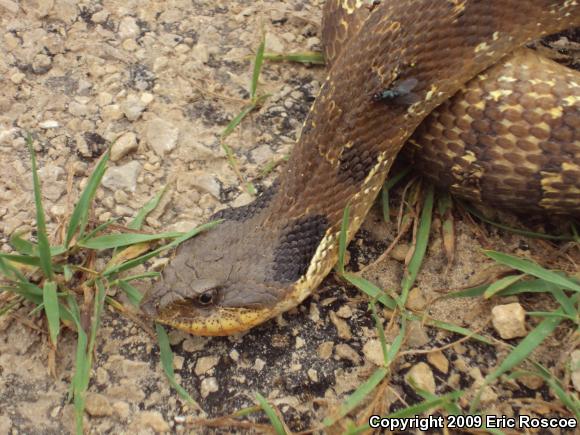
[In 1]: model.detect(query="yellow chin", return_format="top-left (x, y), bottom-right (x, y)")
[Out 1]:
top-left (155, 307), bottom-right (275, 336)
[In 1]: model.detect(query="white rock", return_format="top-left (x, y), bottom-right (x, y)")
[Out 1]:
top-left (406, 362), bottom-right (436, 394)
top-left (49, 0), bottom-right (77, 23)
top-left (101, 104), bottom-right (123, 122)
top-left (140, 92), bottom-right (154, 105)
top-left (110, 132), bottom-right (138, 161)
top-left (96, 92), bottom-right (113, 106)
top-left (231, 192), bottom-right (253, 208)
top-left (39, 120), bottom-right (59, 129)
top-left (427, 351), bottom-right (449, 374)
top-left (118, 16), bottom-right (139, 40)
top-left (133, 410), bottom-right (170, 433)
top-left (166, 220), bottom-right (199, 233)
top-left (186, 170), bottom-right (220, 198)
top-left (85, 393), bottom-right (113, 417)
top-left (406, 320), bottom-right (430, 347)
top-left (122, 38), bottom-right (139, 51)
top-left (21, 0), bottom-right (54, 18)
top-left (122, 95), bottom-right (144, 121)
top-left (406, 287), bottom-right (426, 311)
top-left (0, 127), bottom-right (18, 145)
top-left (307, 368), bottom-right (318, 382)
top-left (68, 101), bottom-right (88, 117)
top-left (145, 118), bottom-right (178, 156)
top-left (363, 339), bottom-right (385, 366)
top-left (306, 36), bottom-right (321, 51)
top-left (194, 356), bottom-right (219, 376)
top-left (38, 164), bottom-right (65, 201)
top-left (191, 43), bottom-right (209, 64)
top-left (265, 33), bottom-right (285, 52)
top-left (91, 10), bottom-right (109, 24)
top-left (102, 161), bottom-right (141, 192)
top-left (0, 0), bottom-right (19, 14)
top-left (10, 72), bottom-right (25, 84)
top-left (491, 303), bottom-right (527, 339)
top-left (32, 53), bottom-right (52, 73)
top-left (200, 377), bottom-right (218, 398)
top-left (251, 144), bottom-right (274, 166)
top-left (571, 350), bottom-right (580, 393)
top-left (254, 358), bottom-right (266, 372)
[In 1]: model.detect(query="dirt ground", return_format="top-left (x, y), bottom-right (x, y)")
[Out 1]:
top-left (0, 1), bottom-right (578, 434)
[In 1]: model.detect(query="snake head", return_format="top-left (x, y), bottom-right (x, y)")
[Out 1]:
top-left (141, 217), bottom-right (286, 336)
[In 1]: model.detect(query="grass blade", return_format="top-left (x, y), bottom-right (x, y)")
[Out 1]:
top-left (2, 283), bottom-right (43, 305)
top-left (128, 186), bottom-right (167, 230)
top-left (528, 364), bottom-right (580, 415)
top-left (447, 278), bottom-right (567, 299)
top-left (386, 315), bottom-right (407, 363)
top-left (381, 184), bottom-right (390, 223)
top-left (78, 231), bottom-right (183, 250)
top-left (527, 311), bottom-right (577, 321)
top-left (27, 134), bottom-right (53, 280)
top-left (155, 324), bottom-right (201, 409)
top-left (400, 185), bottom-right (434, 304)
top-left (369, 301), bottom-right (389, 364)
top-left (118, 280), bottom-right (144, 306)
top-left (80, 217), bottom-right (121, 242)
top-left (66, 295), bottom-right (88, 435)
top-left (9, 231), bottom-right (36, 255)
top-left (65, 149), bottom-right (110, 247)
top-left (221, 103), bottom-right (256, 140)
top-left (0, 253), bottom-right (41, 268)
top-left (343, 273), bottom-right (397, 310)
top-left (483, 274), bottom-right (526, 299)
top-left (103, 220), bottom-right (221, 277)
top-left (43, 281), bottom-right (60, 345)
top-left (250, 34), bottom-right (266, 100)
top-left (255, 393), bottom-right (287, 435)
top-left (424, 318), bottom-right (493, 345)
top-left (484, 251), bottom-right (580, 292)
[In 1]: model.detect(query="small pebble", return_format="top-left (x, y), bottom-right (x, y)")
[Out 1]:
top-left (200, 377), bottom-right (219, 399)
top-left (406, 362), bottom-right (436, 394)
top-left (363, 339), bottom-right (385, 366)
top-left (491, 303), bottom-right (527, 339)
top-left (427, 351), bottom-right (449, 374)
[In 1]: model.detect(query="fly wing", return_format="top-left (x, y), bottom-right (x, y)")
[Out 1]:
top-left (393, 77), bottom-right (420, 105)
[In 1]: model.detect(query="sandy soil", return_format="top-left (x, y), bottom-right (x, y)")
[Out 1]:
top-left (0, 1), bottom-right (578, 434)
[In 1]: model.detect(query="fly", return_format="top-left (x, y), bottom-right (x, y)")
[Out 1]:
top-left (366, 0), bottom-right (381, 11)
top-left (372, 77), bottom-right (420, 105)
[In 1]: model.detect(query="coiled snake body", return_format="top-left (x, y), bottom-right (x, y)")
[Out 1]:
top-left (142, 0), bottom-right (580, 335)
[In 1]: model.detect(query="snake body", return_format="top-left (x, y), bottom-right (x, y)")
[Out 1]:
top-left (142, 0), bottom-right (580, 336)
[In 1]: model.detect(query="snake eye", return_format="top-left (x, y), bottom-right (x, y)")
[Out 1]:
top-left (196, 289), bottom-right (217, 307)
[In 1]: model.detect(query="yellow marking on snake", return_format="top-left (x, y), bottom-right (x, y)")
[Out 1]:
top-left (475, 42), bottom-right (490, 53)
top-left (498, 75), bottom-right (518, 83)
top-left (548, 106), bottom-right (563, 118)
top-left (341, 0), bottom-right (365, 14)
top-left (562, 95), bottom-right (579, 106)
top-left (488, 89), bottom-right (513, 101)
top-left (425, 85), bottom-right (438, 101)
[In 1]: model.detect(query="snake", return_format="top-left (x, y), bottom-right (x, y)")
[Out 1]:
top-left (141, 0), bottom-right (580, 336)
